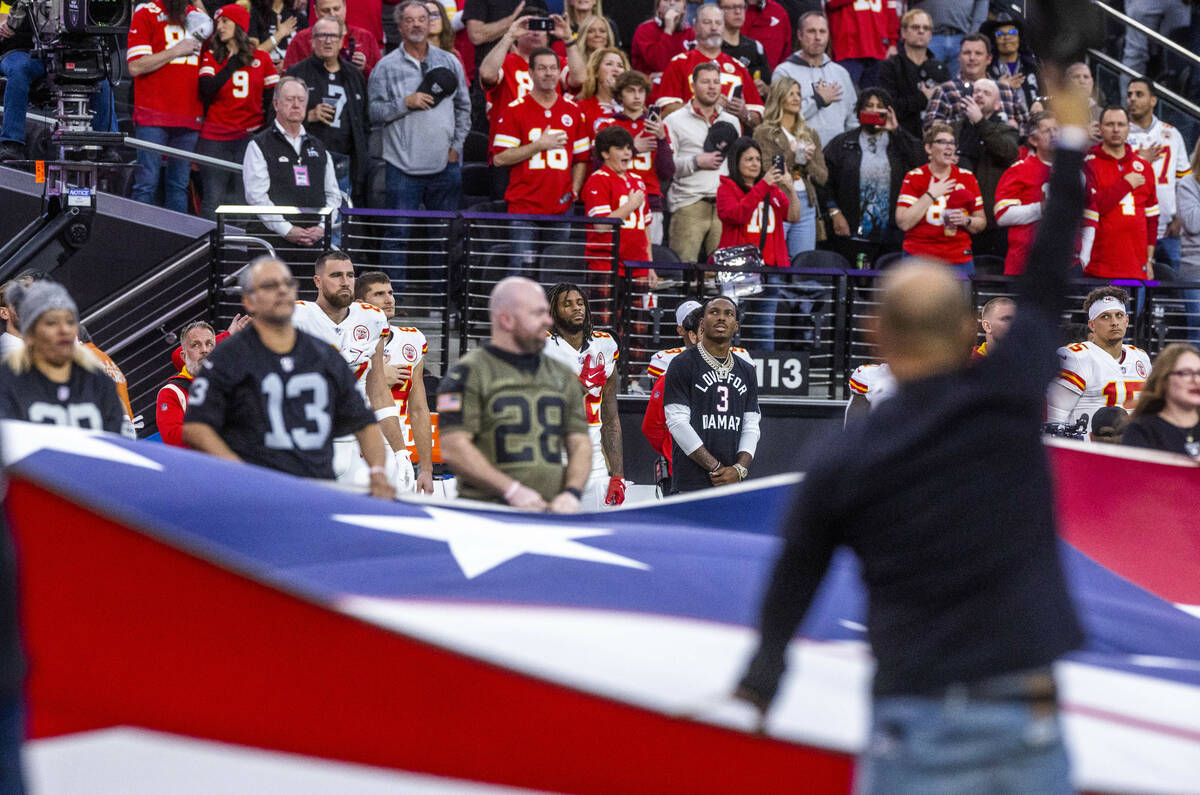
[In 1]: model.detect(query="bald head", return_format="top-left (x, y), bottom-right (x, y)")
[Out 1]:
top-left (489, 276), bottom-right (552, 354)
top-left (876, 260), bottom-right (976, 380)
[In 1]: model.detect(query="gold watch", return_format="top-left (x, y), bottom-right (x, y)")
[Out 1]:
top-left (732, 463), bottom-right (748, 480)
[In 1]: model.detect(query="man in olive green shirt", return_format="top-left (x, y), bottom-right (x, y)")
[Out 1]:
top-left (437, 277), bottom-right (592, 512)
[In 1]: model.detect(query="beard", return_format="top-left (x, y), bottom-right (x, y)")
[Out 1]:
top-left (554, 312), bottom-right (585, 336)
top-left (322, 286), bottom-right (354, 310)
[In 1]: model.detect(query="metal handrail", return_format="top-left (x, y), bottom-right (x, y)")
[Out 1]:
top-left (80, 237), bottom-right (210, 327)
top-left (1088, 49), bottom-right (1200, 117)
top-left (1092, 0), bottom-right (1200, 68)
top-left (104, 290), bottom-right (208, 357)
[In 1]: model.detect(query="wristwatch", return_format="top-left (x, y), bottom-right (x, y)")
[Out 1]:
top-left (732, 463), bottom-right (748, 480)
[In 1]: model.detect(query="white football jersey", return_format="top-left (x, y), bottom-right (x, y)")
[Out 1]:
top-left (647, 345), bottom-right (755, 378)
top-left (1127, 117), bottom-right (1191, 232)
top-left (292, 300), bottom-right (389, 397)
top-left (847, 363), bottom-right (897, 410)
top-left (1051, 341), bottom-right (1151, 427)
top-left (383, 324), bottom-right (428, 415)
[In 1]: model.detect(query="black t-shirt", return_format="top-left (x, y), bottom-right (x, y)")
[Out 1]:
top-left (301, 66), bottom-right (354, 155)
top-left (0, 361), bottom-right (125, 434)
top-left (1122, 414), bottom-right (1200, 459)
top-left (722, 35), bottom-right (771, 84)
top-left (462, 0), bottom-right (524, 68)
top-left (663, 346), bottom-right (760, 492)
top-left (184, 325), bottom-right (374, 479)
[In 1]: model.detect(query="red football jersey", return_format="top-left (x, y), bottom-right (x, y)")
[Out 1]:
top-left (1083, 144), bottom-right (1160, 279)
top-left (583, 166), bottom-right (651, 274)
top-left (994, 154), bottom-right (1051, 274)
top-left (593, 115), bottom-right (670, 198)
top-left (485, 52), bottom-right (567, 133)
top-left (199, 52), bottom-right (279, 141)
top-left (897, 165), bottom-right (983, 265)
top-left (491, 94), bottom-right (591, 214)
top-left (715, 176), bottom-right (791, 267)
top-left (825, 0), bottom-right (901, 61)
top-left (742, 0), bottom-right (792, 70)
top-left (126, 2), bottom-right (204, 128)
top-left (651, 49), bottom-right (764, 117)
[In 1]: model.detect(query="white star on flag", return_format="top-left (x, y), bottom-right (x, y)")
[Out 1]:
top-left (1, 420), bottom-right (163, 471)
top-left (332, 507), bottom-right (651, 579)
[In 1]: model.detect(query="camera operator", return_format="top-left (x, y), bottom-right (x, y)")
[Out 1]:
top-left (126, 0), bottom-right (208, 214)
top-left (0, 2), bottom-right (117, 162)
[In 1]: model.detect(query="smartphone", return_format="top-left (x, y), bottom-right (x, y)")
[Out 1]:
top-left (772, 154), bottom-right (785, 173)
top-left (527, 16), bottom-right (555, 31)
top-left (732, 84), bottom-right (743, 99)
top-left (858, 110), bottom-right (886, 127)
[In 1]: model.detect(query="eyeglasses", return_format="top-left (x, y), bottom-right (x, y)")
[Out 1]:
top-left (1168, 369), bottom-right (1200, 380)
top-left (251, 277), bottom-right (299, 293)
top-left (931, 139), bottom-right (956, 146)
top-left (312, 32), bottom-right (341, 40)
top-left (995, 28), bottom-right (1019, 36)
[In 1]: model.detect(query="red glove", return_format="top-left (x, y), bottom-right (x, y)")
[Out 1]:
top-left (605, 476), bottom-right (626, 506)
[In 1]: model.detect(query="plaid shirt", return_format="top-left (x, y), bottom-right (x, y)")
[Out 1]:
top-left (924, 78), bottom-right (1029, 137)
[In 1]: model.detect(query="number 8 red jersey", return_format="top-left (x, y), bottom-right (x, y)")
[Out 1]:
top-left (897, 164), bottom-right (982, 265)
top-left (491, 95), bottom-right (591, 214)
top-left (126, 3), bottom-right (205, 129)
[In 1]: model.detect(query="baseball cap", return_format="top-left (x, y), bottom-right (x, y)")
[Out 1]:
top-left (1090, 406), bottom-right (1129, 437)
top-left (703, 120), bottom-right (739, 154)
top-left (417, 67), bottom-right (459, 107)
top-left (675, 300), bottom-right (702, 327)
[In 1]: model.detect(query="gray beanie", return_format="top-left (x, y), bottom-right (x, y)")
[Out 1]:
top-left (6, 280), bottom-right (78, 336)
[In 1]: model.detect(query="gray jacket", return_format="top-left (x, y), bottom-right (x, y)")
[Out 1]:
top-left (1179, 175), bottom-right (1200, 276)
top-left (911, 0), bottom-right (988, 35)
top-left (772, 53), bottom-right (857, 152)
top-left (368, 44), bottom-right (470, 176)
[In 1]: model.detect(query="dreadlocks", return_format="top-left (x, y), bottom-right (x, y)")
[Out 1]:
top-left (546, 282), bottom-right (594, 343)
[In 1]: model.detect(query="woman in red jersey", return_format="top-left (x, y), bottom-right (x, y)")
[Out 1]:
top-left (896, 122), bottom-right (985, 274)
top-left (575, 47), bottom-right (629, 135)
top-left (197, 4), bottom-right (279, 219)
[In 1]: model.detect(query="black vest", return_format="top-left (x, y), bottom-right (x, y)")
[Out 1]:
top-left (252, 125), bottom-right (328, 208)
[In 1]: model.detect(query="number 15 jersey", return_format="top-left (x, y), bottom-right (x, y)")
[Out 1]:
top-left (1050, 340), bottom-right (1151, 428)
top-left (185, 325), bottom-right (375, 479)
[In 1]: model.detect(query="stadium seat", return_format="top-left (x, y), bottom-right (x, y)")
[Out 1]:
top-left (460, 162), bottom-right (490, 207)
top-left (651, 244), bottom-right (681, 263)
top-left (872, 251), bottom-right (906, 270)
top-left (463, 130), bottom-right (489, 163)
top-left (973, 255), bottom-right (1006, 276)
top-left (790, 250), bottom-right (851, 271)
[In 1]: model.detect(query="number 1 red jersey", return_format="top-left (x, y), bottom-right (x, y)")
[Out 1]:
top-left (491, 95), bottom-right (591, 214)
top-left (126, 3), bottom-right (204, 129)
top-left (199, 52), bottom-right (279, 141)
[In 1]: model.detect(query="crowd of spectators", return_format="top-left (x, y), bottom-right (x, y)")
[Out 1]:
top-left (0, 0), bottom-right (1197, 281)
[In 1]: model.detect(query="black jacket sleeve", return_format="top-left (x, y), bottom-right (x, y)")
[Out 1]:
top-left (199, 59), bottom-right (239, 106)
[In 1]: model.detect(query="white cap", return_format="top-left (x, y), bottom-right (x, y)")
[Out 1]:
top-left (675, 300), bottom-right (702, 327)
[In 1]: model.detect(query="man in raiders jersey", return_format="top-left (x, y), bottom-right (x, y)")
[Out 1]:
top-left (184, 257), bottom-right (393, 498)
top-left (291, 250), bottom-right (414, 491)
top-left (663, 296), bottom-right (761, 492)
top-left (542, 282), bottom-right (625, 508)
top-left (356, 270), bottom-right (435, 494)
top-left (0, 281), bottom-right (131, 438)
top-left (1047, 286), bottom-right (1152, 433)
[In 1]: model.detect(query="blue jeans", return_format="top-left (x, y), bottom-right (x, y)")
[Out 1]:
top-left (1120, 0), bottom-right (1192, 94)
top-left (1156, 235), bottom-right (1181, 271)
top-left (1, 50), bottom-right (115, 144)
top-left (857, 691), bottom-right (1072, 794)
top-left (383, 161), bottom-right (461, 289)
top-left (131, 125), bottom-right (199, 214)
top-left (0, 695), bottom-right (24, 795)
top-left (953, 258), bottom-right (975, 278)
top-left (928, 35), bottom-right (963, 78)
top-left (195, 136), bottom-right (250, 220)
top-left (783, 199), bottom-right (817, 261)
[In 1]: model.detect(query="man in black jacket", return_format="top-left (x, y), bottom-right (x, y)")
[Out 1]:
top-left (818, 88), bottom-right (924, 266)
top-left (734, 73), bottom-right (1091, 792)
top-left (286, 16), bottom-right (370, 206)
top-left (877, 7), bottom-right (950, 139)
top-left (953, 77), bottom-right (1020, 259)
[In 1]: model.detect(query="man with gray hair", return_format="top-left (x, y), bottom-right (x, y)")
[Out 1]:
top-left (437, 277), bottom-right (591, 511)
top-left (183, 257), bottom-right (393, 498)
top-left (951, 76), bottom-right (1020, 257)
top-left (369, 0), bottom-right (470, 291)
